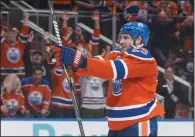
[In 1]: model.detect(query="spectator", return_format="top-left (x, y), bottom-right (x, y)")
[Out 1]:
top-left (61, 10), bottom-right (100, 57)
top-left (21, 65), bottom-right (51, 118)
top-left (61, 10), bottom-right (101, 97)
top-left (1, 74), bottom-right (29, 118)
top-left (23, 31), bottom-right (52, 83)
top-left (46, 54), bottom-right (77, 118)
top-left (0, 12), bottom-right (29, 80)
top-left (123, 1), bottom-right (140, 22)
top-left (80, 76), bottom-right (107, 118)
top-left (157, 66), bottom-right (189, 118)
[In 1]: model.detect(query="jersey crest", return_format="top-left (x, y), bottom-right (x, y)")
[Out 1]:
top-left (112, 80), bottom-right (122, 95)
top-left (6, 47), bottom-right (20, 62)
top-left (28, 91), bottom-right (43, 105)
top-left (6, 99), bottom-right (19, 115)
top-left (62, 77), bottom-right (74, 93)
top-left (89, 77), bottom-right (100, 91)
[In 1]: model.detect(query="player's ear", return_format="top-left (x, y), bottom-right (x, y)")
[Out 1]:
top-left (136, 36), bottom-right (142, 45)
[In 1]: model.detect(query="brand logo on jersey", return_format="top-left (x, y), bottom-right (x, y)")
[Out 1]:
top-left (112, 80), bottom-right (122, 95)
top-left (28, 91), bottom-right (43, 106)
top-left (90, 77), bottom-right (100, 91)
top-left (73, 51), bottom-right (82, 67)
top-left (6, 47), bottom-right (20, 62)
top-left (62, 78), bottom-right (74, 93)
top-left (132, 49), bottom-right (139, 52)
top-left (6, 99), bottom-right (19, 115)
top-left (141, 47), bottom-right (148, 55)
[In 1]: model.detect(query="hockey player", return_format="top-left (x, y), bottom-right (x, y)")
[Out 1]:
top-left (45, 22), bottom-right (165, 136)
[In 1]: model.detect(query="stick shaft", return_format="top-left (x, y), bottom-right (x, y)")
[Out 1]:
top-left (48, 1), bottom-right (85, 136)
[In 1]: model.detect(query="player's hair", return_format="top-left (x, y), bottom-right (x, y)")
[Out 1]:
top-left (2, 74), bottom-right (21, 93)
top-left (32, 65), bottom-right (44, 73)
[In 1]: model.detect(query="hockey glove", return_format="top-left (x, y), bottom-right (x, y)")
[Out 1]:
top-left (45, 45), bottom-right (87, 71)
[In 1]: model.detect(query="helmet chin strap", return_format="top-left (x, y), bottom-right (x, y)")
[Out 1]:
top-left (131, 38), bottom-right (144, 49)
top-left (131, 39), bottom-right (137, 49)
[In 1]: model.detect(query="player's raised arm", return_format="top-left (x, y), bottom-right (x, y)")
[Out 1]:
top-left (45, 22), bottom-right (156, 80)
top-left (62, 12), bottom-right (73, 46)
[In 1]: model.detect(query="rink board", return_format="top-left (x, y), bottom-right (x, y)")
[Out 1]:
top-left (1, 118), bottom-right (194, 136)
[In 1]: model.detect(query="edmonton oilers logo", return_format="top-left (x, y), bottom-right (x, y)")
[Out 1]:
top-left (7, 47), bottom-right (20, 62)
top-left (28, 91), bottom-right (43, 105)
top-left (62, 77), bottom-right (74, 93)
top-left (90, 77), bottom-right (100, 91)
top-left (112, 80), bottom-right (122, 95)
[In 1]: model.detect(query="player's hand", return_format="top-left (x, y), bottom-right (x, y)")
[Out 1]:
top-left (20, 109), bottom-right (30, 117)
top-left (62, 12), bottom-right (69, 21)
top-left (28, 31), bottom-right (34, 42)
top-left (1, 105), bottom-right (8, 114)
top-left (41, 109), bottom-right (49, 117)
top-left (43, 32), bottom-right (51, 44)
top-left (23, 12), bottom-right (29, 25)
top-left (45, 45), bottom-right (86, 70)
top-left (92, 11), bottom-right (100, 21)
top-left (1, 29), bottom-right (7, 38)
top-left (45, 45), bottom-right (61, 65)
top-left (63, 27), bottom-right (73, 41)
top-left (12, 27), bottom-right (19, 35)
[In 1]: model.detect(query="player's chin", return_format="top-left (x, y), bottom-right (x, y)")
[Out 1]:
top-left (121, 46), bottom-right (128, 51)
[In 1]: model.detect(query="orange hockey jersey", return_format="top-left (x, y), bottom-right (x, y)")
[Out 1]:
top-left (77, 47), bottom-right (165, 131)
top-left (1, 92), bottom-right (25, 117)
top-left (50, 66), bottom-right (78, 109)
top-left (21, 77), bottom-right (51, 111)
top-left (1, 25), bottom-right (29, 78)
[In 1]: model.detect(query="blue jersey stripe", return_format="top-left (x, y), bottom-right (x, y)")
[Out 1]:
top-left (52, 97), bottom-right (72, 105)
top-left (106, 99), bottom-right (155, 118)
top-left (82, 103), bottom-right (105, 105)
top-left (1, 68), bottom-right (25, 73)
top-left (19, 34), bottom-right (28, 42)
top-left (90, 37), bottom-right (100, 43)
top-left (55, 69), bottom-right (63, 75)
top-left (82, 97), bottom-right (105, 99)
top-left (113, 60), bottom-right (125, 80)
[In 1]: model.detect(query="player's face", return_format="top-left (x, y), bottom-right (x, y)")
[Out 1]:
top-left (7, 31), bottom-right (17, 46)
top-left (165, 67), bottom-right (174, 80)
top-left (31, 54), bottom-right (43, 65)
top-left (32, 70), bottom-right (43, 84)
top-left (119, 34), bottom-right (132, 51)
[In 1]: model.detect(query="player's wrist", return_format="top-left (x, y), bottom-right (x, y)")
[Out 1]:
top-left (80, 58), bottom-right (87, 69)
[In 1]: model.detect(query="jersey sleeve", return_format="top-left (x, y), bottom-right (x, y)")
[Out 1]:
top-left (0, 30), bottom-right (5, 43)
top-left (20, 94), bottom-right (25, 109)
top-left (18, 25), bottom-right (29, 44)
top-left (78, 48), bottom-right (158, 80)
top-left (53, 66), bottom-right (64, 77)
top-left (89, 28), bottom-right (100, 56)
top-left (1, 92), bottom-right (6, 104)
top-left (62, 27), bottom-right (70, 46)
top-left (21, 78), bottom-right (28, 93)
top-left (42, 80), bottom-right (52, 110)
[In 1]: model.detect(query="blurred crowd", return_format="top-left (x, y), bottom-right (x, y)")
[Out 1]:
top-left (0, 0), bottom-right (194, 119)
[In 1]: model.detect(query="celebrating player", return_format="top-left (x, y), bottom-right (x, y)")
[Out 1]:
top-left (45, 21), bottom-right (165, 136)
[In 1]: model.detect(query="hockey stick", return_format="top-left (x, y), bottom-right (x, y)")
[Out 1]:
top-left (47, 0), bottom-right (85, 136)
